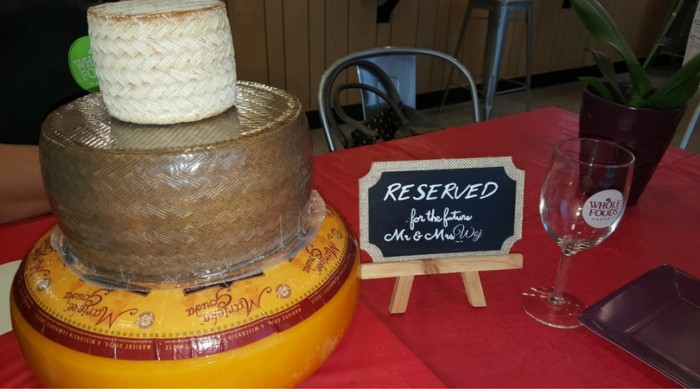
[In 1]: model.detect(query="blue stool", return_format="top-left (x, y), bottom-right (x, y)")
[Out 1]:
top-left (442, 0), bottom-right (533, 120)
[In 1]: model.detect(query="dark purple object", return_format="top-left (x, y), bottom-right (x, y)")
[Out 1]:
top-left (579, 264), bottom-right (700, 387)
top-left (579, 87), bottom-right (685, 205)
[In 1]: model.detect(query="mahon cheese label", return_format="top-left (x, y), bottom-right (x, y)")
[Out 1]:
top-left (12, 207), bottom-right (357, 361)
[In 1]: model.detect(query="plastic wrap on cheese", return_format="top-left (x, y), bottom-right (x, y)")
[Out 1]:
top-left (39, 82), bottom-right (315, 289)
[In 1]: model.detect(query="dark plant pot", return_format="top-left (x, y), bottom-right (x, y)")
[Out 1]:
top-left (579, 87), bottom-right (686, 205)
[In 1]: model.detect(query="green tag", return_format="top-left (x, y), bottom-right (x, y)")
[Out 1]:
top-left (68, 36), bottom-right (100, 93)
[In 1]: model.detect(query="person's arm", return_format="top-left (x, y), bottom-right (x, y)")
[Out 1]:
top-left (0, 144), bottom-right (51, 224)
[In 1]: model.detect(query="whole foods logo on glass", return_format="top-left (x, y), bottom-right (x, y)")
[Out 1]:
top-left (582, 189), bottom-right (624, 228)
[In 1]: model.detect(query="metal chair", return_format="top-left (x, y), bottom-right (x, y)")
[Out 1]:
top-left (318, 47), bottom-right (481, 152)
top-left (680, 103), bottom-right (699, 150)
top-left (441, 0), bottom-right (533, 120)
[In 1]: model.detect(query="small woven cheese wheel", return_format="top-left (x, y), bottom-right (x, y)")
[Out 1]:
top-left (87, 0), bottom-right (237, 124)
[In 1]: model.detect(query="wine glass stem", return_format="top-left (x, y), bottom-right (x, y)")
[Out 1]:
top-left (550, 250), bottom-right (575, 306)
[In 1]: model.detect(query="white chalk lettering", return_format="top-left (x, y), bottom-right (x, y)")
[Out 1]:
top-left (384, 229), bottom-right (412, 242)
top-left (443, 208), bottom-right (473, 227)
top-left (409, 208), bottom-right (425, 230)
top-left (383, 183), bottom-right (414, 201)
top-left (383, 182), bottom-right (499, 201)
top-left (452, 224), bottom-right (483, 242)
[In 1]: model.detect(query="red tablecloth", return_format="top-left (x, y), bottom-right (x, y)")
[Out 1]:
top-left (2, 107), bottom-right (698, 387)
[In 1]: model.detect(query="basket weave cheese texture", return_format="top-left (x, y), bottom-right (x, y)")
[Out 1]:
top-left (87, 0), bottom-right (237, 124)
top-left (40, 82), bottom-right (313, 288)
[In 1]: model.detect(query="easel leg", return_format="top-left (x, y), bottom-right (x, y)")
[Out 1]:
top-left (388, 276), bottom-right (415, 314)
top-left (461, 271), bottom-right (486, 307)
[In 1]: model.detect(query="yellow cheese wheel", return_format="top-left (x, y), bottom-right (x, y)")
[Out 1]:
top-left (11, 207), bottom-right (359, 388)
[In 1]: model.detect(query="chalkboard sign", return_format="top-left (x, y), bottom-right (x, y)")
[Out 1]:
top-left (359, 157), bottom-right (524, 262)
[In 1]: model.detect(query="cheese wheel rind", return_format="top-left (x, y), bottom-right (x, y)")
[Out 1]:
top-left (87, 0), bottom-right (237, 124)
top-left (40, 82), bottom-right (313, 287)
top-left (11, 207), bottom-right (360, 387)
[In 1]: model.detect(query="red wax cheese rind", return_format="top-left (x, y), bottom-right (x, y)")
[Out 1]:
top-left (11, 207), bottom-right (360, 387)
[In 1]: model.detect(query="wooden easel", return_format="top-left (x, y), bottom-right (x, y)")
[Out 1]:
top-left (360, 253), bottom-right (523, 314)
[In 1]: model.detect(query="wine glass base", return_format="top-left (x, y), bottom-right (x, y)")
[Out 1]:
top-left (522, 286), bottom-right (585, 329)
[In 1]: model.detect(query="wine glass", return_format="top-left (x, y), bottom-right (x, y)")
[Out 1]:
top-left (522, 137), bottom-right (635, 329)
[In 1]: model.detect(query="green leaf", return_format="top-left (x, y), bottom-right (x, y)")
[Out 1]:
top-left (579, 76), bottom-right (614, 101)
top-left (588, 49), bottom-right (626, 103)
top-left (644, 76), bottom-right (700, 109)
top-left (644, 53), bottom-right (700, 109)
top-left (571, 0), bottom-right (651, 102)
top-left (642, 0), bottom-right (686, 70)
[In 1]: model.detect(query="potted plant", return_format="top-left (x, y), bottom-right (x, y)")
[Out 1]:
top-left (571, 0), bottom-right (700, 204)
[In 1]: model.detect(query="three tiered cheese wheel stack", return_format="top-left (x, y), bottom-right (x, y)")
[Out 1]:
top-left (10, 1), bottom-right (360, 387)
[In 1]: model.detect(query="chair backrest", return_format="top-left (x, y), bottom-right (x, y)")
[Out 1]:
top-left (318, 46), bottom-right (480, 152)
top-left (358, 55), bottom-right (416, 119)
